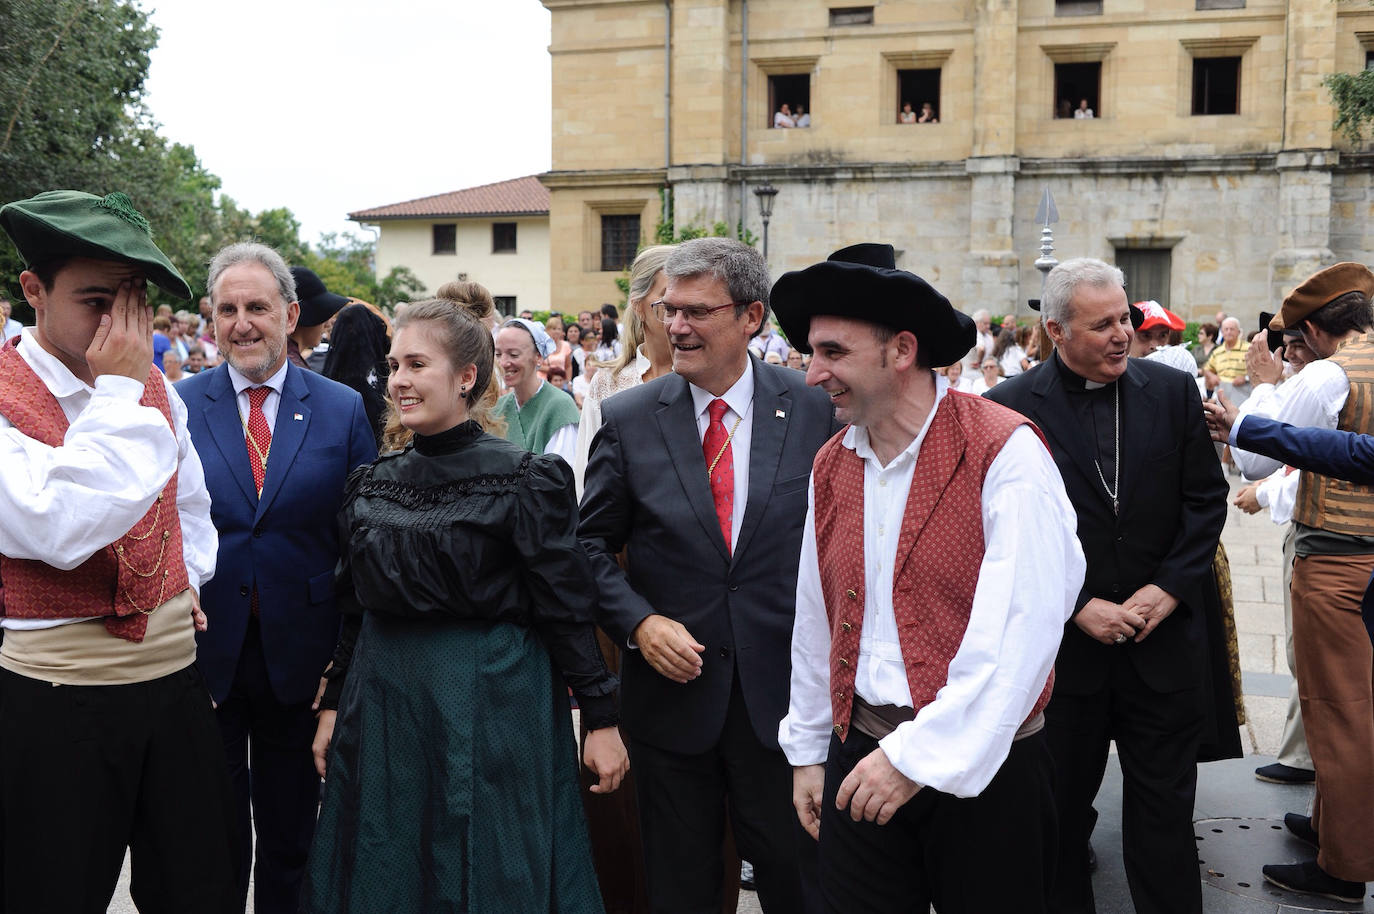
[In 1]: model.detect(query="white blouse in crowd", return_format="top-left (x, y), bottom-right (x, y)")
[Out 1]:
top-left (0, 330), bottom-right (217, 629)
top-left (573, 345), bottom-right (652, 497)
top-left (999, 344), bottom-right (1027, 377)
top-left (1228, 357), bottom-right (1349, 480)
top-left (1256, 467), bottom-right (1300, 527)
top-left (778, 379), bottom-right (1085, 798)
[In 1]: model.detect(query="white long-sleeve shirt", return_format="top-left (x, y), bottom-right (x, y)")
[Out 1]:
top-left (1228, 359), bottom-right (1349, 481)
top-left (1256, 467), bottom-right (1300, 527)
top-left (0, 330), bottom-right (216, 631)
top-left (778, 384), bottom-right (1085, 798)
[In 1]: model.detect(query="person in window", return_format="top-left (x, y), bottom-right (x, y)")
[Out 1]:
top-left (305, 297), bottom-right (628, 913)
top-left (1058, 98), bottom-right (1074, 119)
top-left (794, 104), bottom-right (811, 127)
top-left (774, 103), bottom-right (795, 129)
top-left (899, 102), bottom-right (917, 124)
top-left (1074, 99), bottom-right (1095, 119)
top-left (918, 101), bottom-right (938, 124)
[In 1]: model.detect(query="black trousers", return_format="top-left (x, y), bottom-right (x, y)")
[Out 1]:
top-left (216, 617), bottom-right (321, 914)
top-left (818, 727), bottom-right (1056, 913)
top-left (0, 663), bottom-right (237, 914)
top-left (1047, 659), bottom-right (1204, 914)
top-left (626, 675), bottom-right (818, 914)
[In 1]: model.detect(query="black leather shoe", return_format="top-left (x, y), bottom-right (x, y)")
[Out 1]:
top-left (1262, 860), bottom-right (1365, 904)
top-left (1255, 762), bottom-right (1316, 784)
top-left (1284, 812), bottom-right (1319, 849)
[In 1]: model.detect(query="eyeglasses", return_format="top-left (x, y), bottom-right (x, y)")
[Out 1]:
top-left (650, 300), bottom-right (747, 324)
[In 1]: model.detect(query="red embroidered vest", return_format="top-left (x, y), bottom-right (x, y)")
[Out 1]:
top-left (812, 391), bottom-right (1055, 741)
top-left (0, 338), bottom-right (188, 642)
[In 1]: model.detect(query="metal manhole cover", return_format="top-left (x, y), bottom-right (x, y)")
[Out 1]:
top-left (1195, 817), bottom-right (1373, 910)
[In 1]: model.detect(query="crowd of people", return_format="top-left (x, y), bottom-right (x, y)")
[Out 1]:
top-left (1, 184), bottom-right (1372, 914)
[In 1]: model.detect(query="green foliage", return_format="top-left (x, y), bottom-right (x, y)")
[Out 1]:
top-left (1325, 68), bottom-right (1374, 145)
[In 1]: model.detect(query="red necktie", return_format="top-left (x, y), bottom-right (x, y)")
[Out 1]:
top-left (703, 398), bottom-right (734, 552)
top-left (246, 387), bottom-right (272, 495)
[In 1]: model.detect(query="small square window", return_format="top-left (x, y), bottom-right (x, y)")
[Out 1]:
top-left (829, 6), bottom-right (873, 26)
top-left (1113, 248), bottom-right (1173, 307)
top-left (768, 74), bottom-right (812, 128)
top-left (1055, 0), bottom-right (1103, 15)
top-left (897, 69), bottom-right (941, 124)
top-left (432, 224), bottom-right (456, 255)
top-left (493, 222), bottom-right (517, 253)
top-left (1366, 51), bottom-right (1374, 72)
top-left (493, 296), bottom-right (517, 315)
top-left (1055, 62), bottom-right (1101, 119)
top-left (600, 215), bottom-right (640, 272)
top-left (1193, 57), bottom-right (1241, 115)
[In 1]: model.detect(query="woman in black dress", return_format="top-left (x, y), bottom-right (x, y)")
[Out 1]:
top-left (303, 297), bottom-right (628, 913)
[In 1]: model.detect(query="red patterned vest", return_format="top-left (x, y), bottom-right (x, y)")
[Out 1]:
top-left (0, 338), bottom-right (188, 642)
top-left (813, 391), bottom-right (1055, 741)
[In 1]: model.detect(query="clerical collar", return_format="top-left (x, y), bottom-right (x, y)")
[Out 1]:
top-left (413, 419), bottom-right (484, 456)
top-left (1053, 351), bottom-right (1112, 392)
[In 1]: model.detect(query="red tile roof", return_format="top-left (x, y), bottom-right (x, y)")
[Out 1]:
top-left (348, 175), bottom-right (549, 221)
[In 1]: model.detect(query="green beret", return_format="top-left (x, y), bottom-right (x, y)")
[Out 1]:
top-left (0, 190), bottom-right (191, 300)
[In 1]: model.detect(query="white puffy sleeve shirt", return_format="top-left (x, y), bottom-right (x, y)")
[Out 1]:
top-left (779, 385), bottom-right (1084, 798)
top-left (0, 332), bottom-right (216, 608)
top-left (1228, 359), bottom-right (1349, 481)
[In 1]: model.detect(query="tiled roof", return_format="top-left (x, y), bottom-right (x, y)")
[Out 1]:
top-left (348, 175), bottom-right (549, 221)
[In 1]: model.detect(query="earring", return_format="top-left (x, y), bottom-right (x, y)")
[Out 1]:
top-left (459, 387), bottom-right (468, 399)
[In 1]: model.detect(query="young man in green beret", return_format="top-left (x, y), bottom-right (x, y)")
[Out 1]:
top-left (0, 190), bottom-right (236, 913)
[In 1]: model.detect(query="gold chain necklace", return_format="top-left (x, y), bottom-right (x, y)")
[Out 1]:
top-left (706, 414), bottom-right (744, 481)
top-left (239, 402), bottom-right (272, 468)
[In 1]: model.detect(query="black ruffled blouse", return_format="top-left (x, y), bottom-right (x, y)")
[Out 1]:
top-left (319, 420), bottom-right (619, 729)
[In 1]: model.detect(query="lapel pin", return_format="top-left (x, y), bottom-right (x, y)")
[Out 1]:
top-left (775, 409), bottom-right (786, 419)
top-left (293, 413), bottom-right (303, 421)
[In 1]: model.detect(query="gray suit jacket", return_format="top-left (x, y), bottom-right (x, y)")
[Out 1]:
top-left (579, 357), bottom-right (837, 754)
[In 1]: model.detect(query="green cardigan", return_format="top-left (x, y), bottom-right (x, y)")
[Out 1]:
top-left (494, 381), bottom-right (580, 454)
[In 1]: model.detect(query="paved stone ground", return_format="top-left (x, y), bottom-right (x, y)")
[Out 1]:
top-left (108, 476), bottom-right (1325, 913)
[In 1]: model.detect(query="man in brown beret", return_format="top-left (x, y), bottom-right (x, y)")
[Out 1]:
top-left (1221, 261), bottom-right (1374, 903)
top-left (0, 190), bottom-right (236, 911)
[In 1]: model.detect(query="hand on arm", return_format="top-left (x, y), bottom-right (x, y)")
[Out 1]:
top-left (1074, 597), bottom-right (1149, 646)
top-left (1202, 391), bottom-right (1239, 443)
top-left (793, 764), bottom-right (826, 840)
top-left (835, 747), bottom-right (920, 826)
top-left (1120, 584), bottom-right (1179, 643)
top-left (583, 726), bottom-right (630, 794)
top-left (631, 613), bottom-right (704, 683)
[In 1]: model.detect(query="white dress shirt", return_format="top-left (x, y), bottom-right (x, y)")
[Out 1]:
top-left (778, 381), bottom-right (1084, 798)
top-left (0, 330), bottom-right (217, 629)
top-left (226, 358), bottom-right (289, 434)
top-left (1256, 468), bottom-right (1300, 527)
top-left (1228, 359), bottom-right (1349, 480)
top-left (1, 318), bottom-right (22, 343)
top-left (688, 361), bottom-right (755, 549)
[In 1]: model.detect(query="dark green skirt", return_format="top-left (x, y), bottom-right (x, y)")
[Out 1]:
top-left (302, 613), bottom-right (605, 914)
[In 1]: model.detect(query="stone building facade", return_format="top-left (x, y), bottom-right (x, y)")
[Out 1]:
top-left (540, 0), bottom-right (1374, 323)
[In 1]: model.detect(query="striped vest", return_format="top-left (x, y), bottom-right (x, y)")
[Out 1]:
top-left (812, 392), bottom-right (1055, 741)
top-left (0, 339), bottom-right (188, 642)
top-left (1293, 332), bottom-right (1374, 535)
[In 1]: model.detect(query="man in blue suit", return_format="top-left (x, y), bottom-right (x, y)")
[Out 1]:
top-left (177, 242), bottom-right (376, 914)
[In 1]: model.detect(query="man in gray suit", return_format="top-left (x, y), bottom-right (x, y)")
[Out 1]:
top-left (579, 237), bottom-right (834, 914)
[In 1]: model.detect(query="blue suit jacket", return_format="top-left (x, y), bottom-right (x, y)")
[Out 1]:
top-left (177, 362), bottom-right (377, 705)
top-left (1236, 415), bottom-right (1374, 485)
top-left (1236, 414), bottom-right (1374, 643)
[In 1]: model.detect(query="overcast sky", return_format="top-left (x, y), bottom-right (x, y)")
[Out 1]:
top-left (141, 0), bottom-right (553, 245)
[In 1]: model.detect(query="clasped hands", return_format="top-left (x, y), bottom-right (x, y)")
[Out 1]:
top-left (1076, 584), bottom-right (1178, 646)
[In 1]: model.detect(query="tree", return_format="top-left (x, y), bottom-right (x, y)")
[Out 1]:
top-left (1325, 69), bottom-right (1374, 146)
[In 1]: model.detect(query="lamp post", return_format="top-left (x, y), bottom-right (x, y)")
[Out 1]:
top-left (1029, 186), bottom-right (1060, 358)
top-left (753, 182), bottom-right (778, 261)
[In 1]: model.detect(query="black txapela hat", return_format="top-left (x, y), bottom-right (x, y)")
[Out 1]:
top-left (290, 266), bottom-right (350, 328)
top-left (770, 243), bottom-right (975, 367)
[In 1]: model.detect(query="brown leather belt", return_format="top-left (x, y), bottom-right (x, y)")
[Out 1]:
top-left (850, 694), bottom-right (1045, 742)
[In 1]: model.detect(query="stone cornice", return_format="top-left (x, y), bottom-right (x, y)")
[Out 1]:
top-left (539, 168), bottom-right (668, 189)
